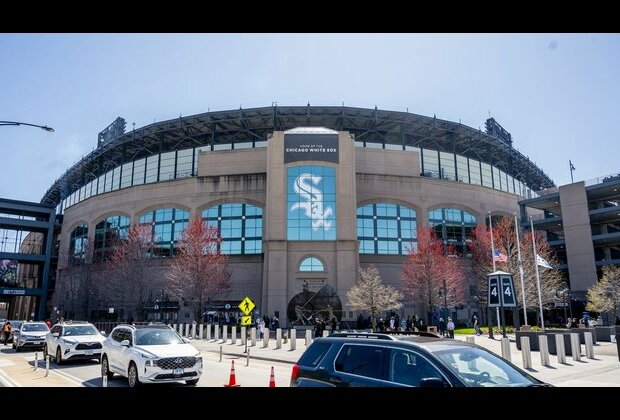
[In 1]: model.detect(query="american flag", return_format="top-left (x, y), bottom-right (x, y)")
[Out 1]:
top-left (493, 249), bottom-right (508, 263)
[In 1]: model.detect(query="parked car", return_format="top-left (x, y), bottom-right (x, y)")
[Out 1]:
top-left (290, 332), bottom-right (551, 387)
top-left (101, 324), bottom-right (202, 387)
top-left (44, 321), bottom-right (106, 364)
top-left (13, 321), bottom-right (49, 352)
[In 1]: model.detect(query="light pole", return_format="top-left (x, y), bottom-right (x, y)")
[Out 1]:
top-left (0, 121), bottom-right (54, 132)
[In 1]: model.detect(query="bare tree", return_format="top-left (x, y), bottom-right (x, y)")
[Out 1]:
top-left (347, 265), bottom-right (403, 330)
top-left (587, 265), bottom-right (620, 319)
top-left (106, 224), bottom-right (157, 321)
top-left (164, 218), bottom-right (231, 322)
top-left (401, 227), bottom-right (466, 324)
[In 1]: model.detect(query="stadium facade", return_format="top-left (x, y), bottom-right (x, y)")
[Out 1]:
top-left (41, 106), bottom-right (554, 326)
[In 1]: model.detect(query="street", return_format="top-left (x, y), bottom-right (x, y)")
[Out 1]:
top-left (0, 346), bottom-right (294, 388)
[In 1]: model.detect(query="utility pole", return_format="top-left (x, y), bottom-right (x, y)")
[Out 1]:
top-left (569, 160), bottom-right (576, 183)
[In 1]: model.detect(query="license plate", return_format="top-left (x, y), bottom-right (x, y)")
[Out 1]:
top-left (85, 350), bottom-right (93, 355)
top-left (35, 341), bottom-right (43, 345)
top-left (173, 368), bottom-right (183, 376)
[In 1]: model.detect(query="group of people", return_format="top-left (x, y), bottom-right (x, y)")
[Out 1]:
top-left (438, 317), bottom-right (456, 338)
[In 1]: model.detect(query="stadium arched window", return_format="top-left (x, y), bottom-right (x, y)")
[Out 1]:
top-left (202, 203), bottom-right (263, 254)
top-left (428, 208), bottom-right (477, 255)
top-left (94, 215), bottom-right (130, 261)
top-left (69, 224), bottom-right (89, 265)
top-left (139, 208), bottom-right (189, 257)
top-left (357, 203), bottom-right (417, 255)
top-left (299, 257), bottom-right (324, 272)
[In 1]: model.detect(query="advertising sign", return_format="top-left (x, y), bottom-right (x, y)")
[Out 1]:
top-left (284, 133), bottom-right (339, 163)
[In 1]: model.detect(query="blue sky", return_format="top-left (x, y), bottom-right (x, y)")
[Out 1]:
top-left (1, 34), bottom-right (619, 203)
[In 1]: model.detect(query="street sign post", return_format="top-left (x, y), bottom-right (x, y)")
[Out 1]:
top-left (238, 297), bottom-right (256, 353)
top-left (487, 271), bottom-right (516, 338)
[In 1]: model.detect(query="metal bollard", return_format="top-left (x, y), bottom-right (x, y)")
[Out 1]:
top-left (539, 335), bottom-right (550, 366)
top-left (290, 329), bottom-right (296, 351)
top-left (584, 332), bottom-right (595, 359)
top-left (322, 330), bottom-right (329, 337)
top-left (520, 336), bottom-right (532, 369)
top-left (246, 349), bottom-right (250, 367)
top-left (250, 327), bottom-right (256, 346)
top-left (555, 334), bottom-right (566, 364)
top-left (305, 329), bottom-right (312, 347)
top-left (214, 325), bottom-right (220, 342)
top-left (173, 323), bottom-right (177, 333)
top-left (500, 337), bottom-right (511, 362)
top-left (185, 323), bottom-right (190, 338)
top-left (276, 328), bottom-right (282, 349)
top-left (102, 372), bottom-right (108, 387)
top-left (241, 327), bottom-right (246, 346)
top-left (570, 333), bottom-right (581, 362)
top-left (466, 336), bottom-right (475, 344)
top-left (222, 325), bottom-right (228, 343)
top-left (199, 324), bottom-right (204, 340)
top-left (206, 324), bottom-right (212, 341)
top-left (191, 323), bottom-right (196, 339)
top-left (45, 355), bottom-right (50, 377)
top-left (34, 352), bottom-right (38, 371)
top-left (231, 326), bottom-right (237, 345)
top-left (219, 345), bottom-right (222, 362)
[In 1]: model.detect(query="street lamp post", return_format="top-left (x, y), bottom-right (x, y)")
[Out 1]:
top-left (0, 121), bottom-right (54, 132)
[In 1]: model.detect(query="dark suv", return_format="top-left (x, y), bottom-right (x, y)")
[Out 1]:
top-left (290, 332), bottom-right (549, 387)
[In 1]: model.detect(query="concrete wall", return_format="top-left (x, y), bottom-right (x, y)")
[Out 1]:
top-left (559, 182), bottom-right (597, 291)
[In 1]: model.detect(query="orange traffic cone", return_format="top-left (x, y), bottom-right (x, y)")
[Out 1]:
top-left (224, 360), bottom-right (240, 387)
top-left (268, 366), bottom-right (276, 387)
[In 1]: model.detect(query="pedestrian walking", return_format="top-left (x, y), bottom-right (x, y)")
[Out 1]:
top-left (447, 317), bottom-right (455, 339)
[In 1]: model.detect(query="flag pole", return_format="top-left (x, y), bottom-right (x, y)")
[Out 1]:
top-left (488, 213), bottom-right (500, 335)
top-left (530, 217), bottom-right (545, 330)
top-left (514, 214), bottom-right (528, 326)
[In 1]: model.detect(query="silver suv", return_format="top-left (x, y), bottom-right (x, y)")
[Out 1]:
top-left (13, 322), bottom-right (49, 352)
top-left (44, 321), bottom-right (106, 364)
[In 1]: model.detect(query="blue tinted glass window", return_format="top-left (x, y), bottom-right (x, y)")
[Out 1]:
top-left (138, 208), bottom-right (189, 257)
top-left (299, 257), bottom-right (325, 272)
top-left (357, 203), bottom-right (417, 255)
top-left (428, 208), bottom-right (477, 255)
top-left (202, 203), bottom-right (263, 254)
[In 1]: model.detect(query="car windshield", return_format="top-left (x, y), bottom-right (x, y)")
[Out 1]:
top-left (433, 347), bottom-right (539, 387)
top-left (9, 321), bottom-right (22, 329)
top-left (135, 328), bottom-right (184, 346)
top-left (64, 325), bottom-right (99, 336)
top-left (22, 324), bottom-right (49, 332)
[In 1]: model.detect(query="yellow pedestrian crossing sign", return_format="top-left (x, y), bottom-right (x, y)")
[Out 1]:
top-left (238, 296), bottom-right (255, 316)
top-left (241, 315), bottom-right (252, 326)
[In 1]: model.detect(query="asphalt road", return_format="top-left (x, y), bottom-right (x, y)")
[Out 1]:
top-left (0, 346), bottom-right (293, 387)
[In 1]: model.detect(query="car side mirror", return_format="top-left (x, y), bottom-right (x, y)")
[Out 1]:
top-left (419, 377), bottom-right (447, 388)
top-left (52, 333), bottom-right (59, 338)
top-left (120, 339), bottom-right (130, 347)
top-left (100, 331), bottom-right (106, 337)
top-left (182, 337), bottom-right (190, 343)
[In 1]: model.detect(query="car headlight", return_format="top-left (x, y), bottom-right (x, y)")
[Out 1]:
top-left (196, 356), bottom-right (202, 365)
top-left (141, 353), bottom-right (157, 366)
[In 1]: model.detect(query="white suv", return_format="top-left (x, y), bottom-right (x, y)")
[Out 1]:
top-left (101, 324), bottom-right (202, 387)
top-left (44, 322), bottom-right (106, 364)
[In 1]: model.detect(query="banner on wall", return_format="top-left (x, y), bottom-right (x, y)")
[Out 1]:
top-left (284, 133), bottom-right (339, 163)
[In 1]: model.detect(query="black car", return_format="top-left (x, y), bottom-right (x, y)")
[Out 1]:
top-left (290, 332), bottom-right (550, 387)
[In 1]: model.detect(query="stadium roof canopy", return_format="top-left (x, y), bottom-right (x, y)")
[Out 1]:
top-left (41, 105), bottom-right (554, 206)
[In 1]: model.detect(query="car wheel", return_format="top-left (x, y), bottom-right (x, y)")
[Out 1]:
top-left (128, 363), bottom-right (140, 388)
top-left (101, 356), bottom-right (114, 379)
top-left (56, 347), bottom-right (63, 365)
top-left (185, 379), bottom-right (199, 386)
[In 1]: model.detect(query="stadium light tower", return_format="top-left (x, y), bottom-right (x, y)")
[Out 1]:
top-left (0, 121), bottom-right (54, 132)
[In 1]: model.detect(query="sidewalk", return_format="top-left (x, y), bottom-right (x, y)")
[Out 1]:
top-left (190, 332), bottom-right (620, 387)
top-left (0, 351), bottom-right (82, 387)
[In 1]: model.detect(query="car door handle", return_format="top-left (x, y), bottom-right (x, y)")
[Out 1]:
top-left (329, 377), bottom-right (342, 384)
